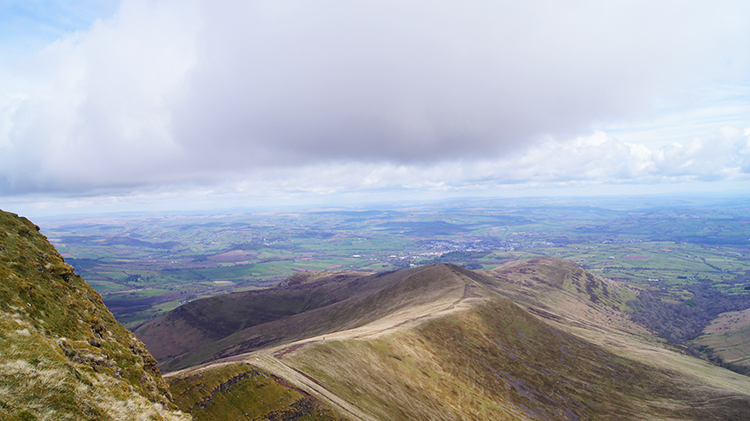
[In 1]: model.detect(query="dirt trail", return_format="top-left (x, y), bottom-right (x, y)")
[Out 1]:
top-left (232, 271), bottom-right (490, 419)
top-left (250, 355), bottom-right (379, 421)
top-left (204, 267), bottom-right (488, 419)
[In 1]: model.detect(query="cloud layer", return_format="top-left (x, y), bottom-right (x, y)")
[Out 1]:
top-left (217, 127), bottom-right (750, 195)
top-left (1, 0), bottom-right (749, 200)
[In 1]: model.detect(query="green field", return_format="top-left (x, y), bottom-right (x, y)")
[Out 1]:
top-left (33, 196), bottom-right (750, 328)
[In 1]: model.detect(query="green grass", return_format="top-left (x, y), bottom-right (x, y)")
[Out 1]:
top-left (133, 256), bottom-right (750, 419)
top-left (36, 200), bottom-right (750, 359)
top-left (0, 210), bottom-right (189, 420)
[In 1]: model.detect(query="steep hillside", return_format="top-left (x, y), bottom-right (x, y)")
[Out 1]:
top-left (138, 264), bottom-right (467, 371)
top-left (695, 307), bottom-right (750, 375)
top-left (483, 258), bottom-right (653, 350)
top-left (280, 299), bottom-right (750, 420)
top-left (134, 270), bottom-right (369, 366)
top-left (153, 258), bottom-right (750, 420)
top-left (0, 210), bottom-right (188, 421)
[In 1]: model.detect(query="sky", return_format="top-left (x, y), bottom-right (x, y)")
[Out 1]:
top-left (1, 0), bottom-right (749, 216)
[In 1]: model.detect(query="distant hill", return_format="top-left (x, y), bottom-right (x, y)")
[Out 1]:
top-left (139, 258), bottom-right (750, 420)
top-left (0, 210), bottom-right (188, 420)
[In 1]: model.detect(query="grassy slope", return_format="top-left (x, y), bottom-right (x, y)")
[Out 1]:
top-left (154, 258), bottom-right (750, 420)
top-left (167, 362), bottom-right (345, 421)
top-left (140, 265), bottom-right (467, 372)
top-left (485, 257), bottom-right (636, 310)
top-left (483, 257), bottom-right (648, 345)
top-left (694, 307), bottom-right (750, 374)
top-left (274, 261), bottom-right (750, 420)
top-left (285, 301), bottom-right (750, 420)
top-left (0, 210), bottom-right (189, 421)
top-left (135, 271), bottom-right (370, 364)
top-left (483, 258), bottom-right (750, 397)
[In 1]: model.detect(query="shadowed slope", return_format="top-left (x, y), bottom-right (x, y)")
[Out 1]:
top-left (141, 264), bottom-right (470, 371)
top-left (135, 270), bottom-right (368, 363)
top-left (0, 210), bottom-right (188, 420)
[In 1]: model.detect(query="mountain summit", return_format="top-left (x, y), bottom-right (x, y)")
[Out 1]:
top-left (0, 210), bottom-right (188, 420)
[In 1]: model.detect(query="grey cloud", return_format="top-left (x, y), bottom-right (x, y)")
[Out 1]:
top-left (1, 0), bottom-right (749, 196)
top-left (164, 127), bottom-right (750, 196)
top-left (175, 0), bottom-right (741, 166)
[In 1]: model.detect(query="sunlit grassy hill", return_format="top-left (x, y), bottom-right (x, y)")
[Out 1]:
top-left (487, 257), bottom-right (636, 309)
top-left (280, 299), bottom-right (746, 420)
top-left (143, 258), bottom-right (750, 420)
top-left (0, 210), bottom-right (188, 421)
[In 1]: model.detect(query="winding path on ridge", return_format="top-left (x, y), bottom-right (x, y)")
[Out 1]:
top-left (178, 267), bottom-right (488, 421)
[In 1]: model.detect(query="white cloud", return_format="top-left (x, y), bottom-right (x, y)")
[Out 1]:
top-left (259, 126), bottom-right (750, 193)
top-left (159, 126), bottom-right (750, 197)
top-left (1, 0), bottom-right (200, 193)
top-left (652, 126), bottom-right (750, 180)
top-left (6, 126), bottom-right (749, 216)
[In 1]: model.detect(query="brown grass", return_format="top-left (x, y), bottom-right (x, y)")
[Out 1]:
top-left (168, 259), bottom-right (750, 420)
top-left (148, 257), bottom-right (750, 420)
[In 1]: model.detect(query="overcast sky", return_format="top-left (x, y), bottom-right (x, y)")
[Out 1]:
top-left (2, 0), bottom-right (749, 216)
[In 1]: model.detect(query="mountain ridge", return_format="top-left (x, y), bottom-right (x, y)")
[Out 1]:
top-left (5, 206), bottom-right (750, 420)
top-left (137, 263), bottom-right (475, 372)
top-left (144, 257), bottom-right (750, 419)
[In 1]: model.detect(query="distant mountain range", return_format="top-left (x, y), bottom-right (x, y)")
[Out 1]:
top-left (3, 208), bottom-right (750, 420)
